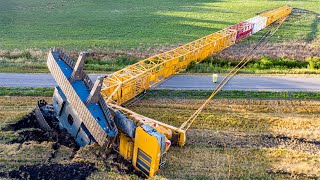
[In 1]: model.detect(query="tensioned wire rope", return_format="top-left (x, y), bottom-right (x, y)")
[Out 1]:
top-left (179, 17), bottom-right (288, 131)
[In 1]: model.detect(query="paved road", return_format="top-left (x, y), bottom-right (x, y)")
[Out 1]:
top-left (0, 73), bottom-right (100, 88)
top-left (154, 75), bottom-right (320, 91)
top-left (0, 73), bottom-right (319, 91)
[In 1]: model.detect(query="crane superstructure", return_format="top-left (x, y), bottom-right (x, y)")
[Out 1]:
top-left (35, 6), bottom-right (292, 177)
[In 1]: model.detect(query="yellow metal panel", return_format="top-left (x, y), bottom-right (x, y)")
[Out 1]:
top-left (101, 28), bottom-right (237, 105)
top-left (119, 132), bottom-right (134, 161)
top-left (132, 127), bottom-right (161, 177)
top-left (109, 104), bottom-right (186, 146)
top-left (260, 6), bottom-right (292, 26)
top-left (101, 6), bottom-right (291, 105)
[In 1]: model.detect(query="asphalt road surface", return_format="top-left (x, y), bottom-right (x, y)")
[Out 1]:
top-left (154, 75), bottom-right (320, 91)
top-left (0, 73), bottom-right (319, 91)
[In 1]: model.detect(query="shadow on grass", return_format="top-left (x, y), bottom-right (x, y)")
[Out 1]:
top-left (306, 16), bottom-right (319, 43)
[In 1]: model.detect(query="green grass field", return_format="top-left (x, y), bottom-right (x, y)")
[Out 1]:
top-left (0, 0), bottom-right (319, 50)
top-left (0, 0), bottom-right (319, 73)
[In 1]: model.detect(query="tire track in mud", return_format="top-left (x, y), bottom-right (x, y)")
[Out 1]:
top-left (187, 129), bottom-right (320, 154)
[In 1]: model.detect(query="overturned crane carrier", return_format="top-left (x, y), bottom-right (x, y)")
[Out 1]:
top-left (35, 48), bottom-right (118, 147)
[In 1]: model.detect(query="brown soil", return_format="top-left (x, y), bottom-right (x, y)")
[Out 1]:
top-left (2, 111), bottom-right (40, 131)
top-left (0, 109), bottom-right (142, 178)
top-left (2, 110), bottom-right (79, 150)
top-left (214, 42), bottom-right (320, 61)
top-left (0, 163), bottom-right (97, 180)
top-left (187, 130), bottom-right (320, 154)
top-left (68, 41), bottom-right (320, 62)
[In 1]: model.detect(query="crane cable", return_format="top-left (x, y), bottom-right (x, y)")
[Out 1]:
top-left (179, 17), bottom-right (287, 131)
top-left (126, 9), bottom-right (317, 108)
top-left (125, 25), bottom-right (272, 108)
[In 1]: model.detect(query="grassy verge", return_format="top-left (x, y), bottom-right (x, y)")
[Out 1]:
top-left (1, 49), bottom-right (320, 74)
top-left (0, 87), bottom-right (53, 97)
top-left (144, 89), bottom-right (320, 100)
top-left (1, 87), bottom-right (320, 100)
top-left (130, 97), bottom-right (320, 178)
top-left (0, 50), bottom-right (138, 73)
top-left (186, 56), bottom-right (320, 74)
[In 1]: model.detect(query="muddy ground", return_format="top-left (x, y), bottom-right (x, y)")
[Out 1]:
top-left (0, 96), bottom-right (319, 179)
top-left (0, 111), bottom-right (139, 180)
top-left (0, 163), bottom-right (97, 180)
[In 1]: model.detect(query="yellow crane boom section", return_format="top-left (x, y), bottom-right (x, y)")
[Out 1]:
top-left (101, 6), bottom-right (292, 105)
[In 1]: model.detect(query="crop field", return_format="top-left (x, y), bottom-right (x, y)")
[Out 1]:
top-left (0, 0), bottom-right (319, 73)
top-left (1, 0), bottom-right (319, 50)
top-left (0, 93), bottom-right (319, 179)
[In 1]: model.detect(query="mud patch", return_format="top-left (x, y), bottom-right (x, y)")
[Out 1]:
top-left (3, 111), bottom-right (79, 150)
top-left (55, 129), bottom-right (79, 150)
top-left (89, 146), bottom-right (141, 176)
top-left (105, 151), bottom-right (141, 176)
top-left (81, 146), bottom-right (143, 177)
top-left (10, 129), bottom-right (53, 144)
top-left (267, 169), bottom-right (318, 179)
top-left (2, 111), bottom-right (40, 131)
top-left (215, 42), bottom-right (320, 61)
top-left (187, 130), bottom-right (320, 154)
top-left (0, 163), bottom-right (97, 180)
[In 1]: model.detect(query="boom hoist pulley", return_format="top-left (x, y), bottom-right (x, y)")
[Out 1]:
top-left (34, 6), bottom-right (293, 177)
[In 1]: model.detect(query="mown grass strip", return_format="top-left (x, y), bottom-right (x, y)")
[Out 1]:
top-left (1, 87), bottom-right (318, 100)
top-left (186, 56), bottom-right (320, 74)
top-left (0, 87), bottom-right (53, 97)
top-left (143, 89), bottom-right (320, 100)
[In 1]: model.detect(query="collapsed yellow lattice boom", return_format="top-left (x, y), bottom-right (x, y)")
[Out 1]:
top-left (101, 6), bottom-right (292, 105)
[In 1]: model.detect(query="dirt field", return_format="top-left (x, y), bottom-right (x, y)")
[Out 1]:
top-left (0, 96), bottom-right (319, 179)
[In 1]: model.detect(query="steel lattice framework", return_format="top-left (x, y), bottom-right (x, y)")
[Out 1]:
top-left (101, 6), bottom-right (292, 105)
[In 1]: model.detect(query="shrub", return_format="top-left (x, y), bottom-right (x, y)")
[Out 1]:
top-left (84, 56), bottom-right (139, 71)
top-left (306, 57), bottom-right (320, 69)
top-left (21, 51), bottom-right (32, 59)
top-left (187, 61), bottom-right (196, 70)
top-left (0, 51), bottom-right (33, 59)
top-left (273, 58), bottom-right (307, 69)
top-left (259, 57), bottom-right (273, 69)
